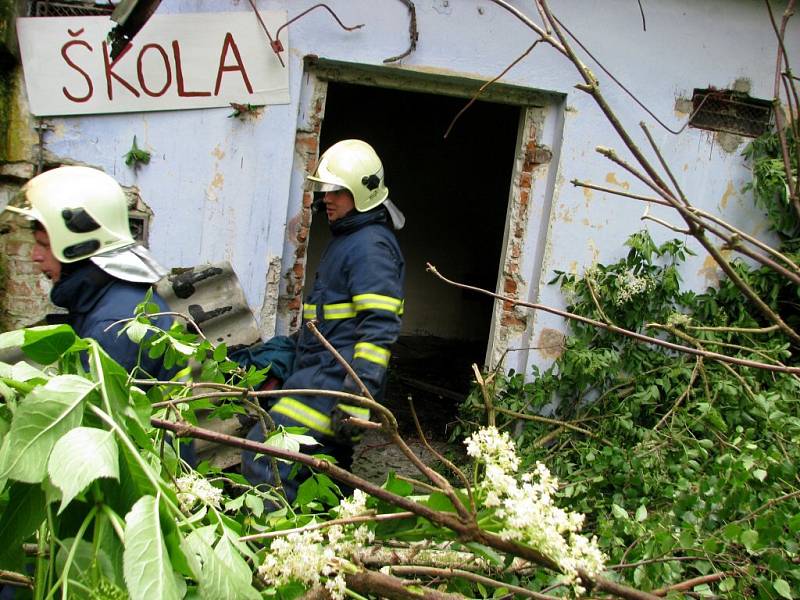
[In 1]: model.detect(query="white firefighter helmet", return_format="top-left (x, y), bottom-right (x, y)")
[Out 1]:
top-left (5, 166), bottom-right (166, 283)
top-left (6, 166), bottom-right (135, 263)
top-left (307, 139), bottom-right (389, 212)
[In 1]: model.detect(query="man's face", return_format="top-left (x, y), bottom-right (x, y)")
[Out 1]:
top-left (32, 229), bottom-right (62, 282)
top-left (323, 190), bottom-right (355, 222)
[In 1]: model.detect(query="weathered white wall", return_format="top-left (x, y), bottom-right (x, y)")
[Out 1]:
top-left (18, 0), bottom-right (800, 374)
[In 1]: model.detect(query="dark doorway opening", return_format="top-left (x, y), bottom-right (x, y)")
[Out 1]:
top-left (305, 80), bottom-right (519, 440)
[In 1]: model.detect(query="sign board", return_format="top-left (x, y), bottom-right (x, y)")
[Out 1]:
top-left (16, 11), bottom-right (289, 116)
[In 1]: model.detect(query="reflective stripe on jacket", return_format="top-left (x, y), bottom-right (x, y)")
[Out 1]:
top-left (271, 206), bottom-right (405, 439)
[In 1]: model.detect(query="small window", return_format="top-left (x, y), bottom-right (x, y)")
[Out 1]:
top-left (689, 88), bottom-right (772, 138)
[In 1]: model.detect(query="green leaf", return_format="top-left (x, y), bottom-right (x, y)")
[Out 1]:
top-left (0, 330), bottom-right (24, 350)
top-left (0, 483), bottom-right (46, 571)
top-left (212, 343), bottom-right (227, 362)
top-left (123, 495), bottom-right (182, 600)
top-left (125, 320), bottom-right (152, 345)
top-left (182, 525), bottom-right (260, 600)
top-left (463, 542), bottom-right (504, 567)
top-left (774, 579), bottom-right (793, 599)
top-left (0, 375), bottom-right (94, 483)
top-left (383, 472), bottom-right (414, 497)
top-left (48, 427), bottom-right (119, 514)
top-left (611, 504), bottom-right (629, 519)
top-left (635, 505), bottom-right (648, 522)
top-left (22, 325), bottom-right (77, 364)
top-left (741, 529), bottom-right (760, 553)
top-left (426, 492), bottom-right (456, 512)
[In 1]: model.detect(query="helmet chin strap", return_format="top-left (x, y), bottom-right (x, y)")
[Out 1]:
top-left (311, 195), bottom-right (326, 213)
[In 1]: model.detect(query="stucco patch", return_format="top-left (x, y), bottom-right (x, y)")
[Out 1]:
top-left (720, 181), bottom-right (736, 209)
top-left (605, 172), bottom-right (630, 191)
top-left (537, 328), bottom-right (565, 359)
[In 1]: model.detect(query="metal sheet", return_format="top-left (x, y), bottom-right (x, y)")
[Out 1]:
top-left (156, 262), bottom-right (262, 349)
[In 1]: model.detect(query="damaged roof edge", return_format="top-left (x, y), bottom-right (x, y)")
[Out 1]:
top-left (304, 56), bottom-right (562, 107)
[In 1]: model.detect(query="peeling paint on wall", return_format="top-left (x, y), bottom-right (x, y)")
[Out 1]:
top-left (720, 181), bottom-right (736, 209)
top-left (697, 250), bottom-right (732, 286)
top-left (715, 131), bottom-right (745, 153)
top-left (605, 172), bottom-right (630, 191)
top-left (536, 327), bottom-right (565, 359)
top-left (258, 255), bottom-right (282, 339)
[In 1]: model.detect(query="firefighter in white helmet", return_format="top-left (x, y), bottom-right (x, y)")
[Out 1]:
top-left (4, 165), bottom-right (173, 378)
top-left (242, 140), bottom-right (406, 500)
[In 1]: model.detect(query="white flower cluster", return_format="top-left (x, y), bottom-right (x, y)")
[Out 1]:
top-left (666, 312), bottom-right (692, 327)
top-left (614, 269), bottom-right (652, 305)
top-left (258, 491), bottom-right (374, 599)
top-left (465, 427), bottom-right (606, 594)
top-left (174, 472), bottom-right (223, 513)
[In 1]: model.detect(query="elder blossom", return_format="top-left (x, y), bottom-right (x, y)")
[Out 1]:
top-left (258, 492), bottom-right (375, 599)
top-left (174, 472), bottom-right (222, 512)
top-left (465, 427), bottom-right (606, 595)
top-left (614, 269), bottom-right (652, 305)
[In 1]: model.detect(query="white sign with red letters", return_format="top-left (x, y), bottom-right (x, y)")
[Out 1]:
top-left (16, 11), bottom-right (289, 116)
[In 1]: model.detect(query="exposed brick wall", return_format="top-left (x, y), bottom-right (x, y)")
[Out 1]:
top-left (490, 108), bottom-right (542, 364)
top-left (0, 212), bottom-right (55, 331)
top-left (283, 82), bottom-right (327, 331)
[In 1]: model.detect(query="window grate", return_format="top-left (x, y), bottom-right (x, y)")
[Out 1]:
top-left (690, 89), bottom-right (773, 138)
top-left (31, 0), bottom-right (113, 17)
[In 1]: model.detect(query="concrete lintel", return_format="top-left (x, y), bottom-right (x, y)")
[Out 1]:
top-left (304, 56), bottom-right (562, 108)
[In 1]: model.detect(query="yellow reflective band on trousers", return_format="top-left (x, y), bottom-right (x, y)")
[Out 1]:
top-left (272, 397), bottom-right (334, 436)
top-left (354, 342), bottom-right (390, 367)
top-left (323, 302), bottom-right (356, 320)
top-left (352, 293), bottom-right (403, 315)
top-left (303, 304), bottom-right (316, 320)
top-left (337, 404), bottom-right (370, 420)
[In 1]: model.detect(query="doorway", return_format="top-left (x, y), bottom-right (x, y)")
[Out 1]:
top-left (304, 81), bottom-right (520, 437)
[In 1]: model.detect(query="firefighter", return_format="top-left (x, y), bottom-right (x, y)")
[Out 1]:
top-left (4, 165), bottom-right (173, 378)
top-left (242, 139), bottom-right (406, 501)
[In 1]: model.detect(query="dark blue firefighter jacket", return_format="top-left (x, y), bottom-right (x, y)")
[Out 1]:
top-left (271, 206), bottom-right (405, 438)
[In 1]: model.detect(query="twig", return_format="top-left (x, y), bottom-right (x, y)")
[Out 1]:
top-left (641, 211), bottom-right (691, 235)
top-left (686, 324), bottom-right (779, 334)
top-left (611, 555), bottom-right (713, 570)
top-left (654, 356), bottom-right (701, 430)
top-left (584, 273), bottom-right (615, 324)
top-left (0, 570), bottom-right (33, 588)
top-left (151, 387), bottom-right (374, 409)
top-left (486, 1), bottom-right (563, 50)
top-left (570, 179), bottom-right (672, 207)
top-left (764, 0), bottom-right (799, 218)
top-left (550, 12), bottom-right (712, 136)
top-left (723, 489), bottom-right (800, 528)
top-left (444, 40), bottom-right (540, 138)
top-left (426, 263), bottom-right (800, 374)
top-left (494, 406), bottom-right (613, 446)
top-left (240, 511), bottom-right (415, 541)
top-left (574, 178), bottom-right (800, 280)
top-left (305, 322), bottom-right (472, 522)
top-left (471, 364), bottom-right (496, 427)
top-left (640, 122), bottom-right (690, 207)
top-left (652, 571), bottom-right (735, 596)
top-left (408, 397), bottom-right (475, 514)
top-left (383, 0), bottom-right (418, 63)
top-left (387, 566), bottom-right (559, 600)
top-left (104, 311), bottom-right (210, 343)
top-left (151, 417), bottom-right (564, 574)
top-left (595, 148), bottom-right (800, 343)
